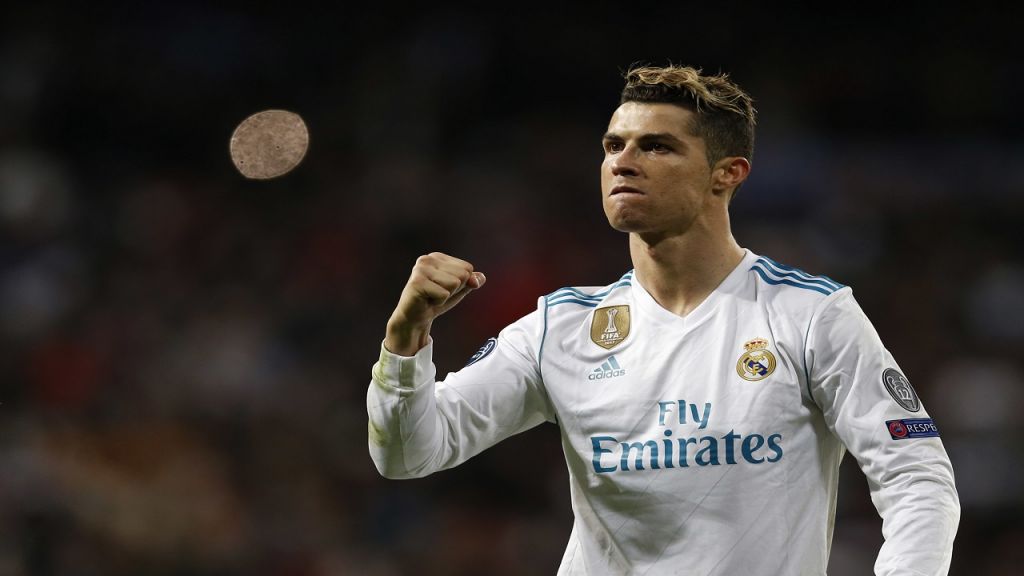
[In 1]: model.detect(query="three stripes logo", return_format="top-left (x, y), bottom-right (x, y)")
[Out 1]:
top-left (589, 356), bottom-right (626, 380)
top-left (749, 257), bottom-right (844, 296)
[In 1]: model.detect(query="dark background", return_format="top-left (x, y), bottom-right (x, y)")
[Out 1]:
top-left (1, 3), bottom-right (1021, 575)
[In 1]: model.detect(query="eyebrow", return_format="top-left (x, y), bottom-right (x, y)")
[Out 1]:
top-left (602, 132), bottom-right (686, 145)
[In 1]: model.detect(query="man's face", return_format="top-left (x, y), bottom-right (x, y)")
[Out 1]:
top-left (601, 102), bottom-right (715, 237)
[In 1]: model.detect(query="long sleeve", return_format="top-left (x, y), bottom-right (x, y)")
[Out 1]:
top-left (367, 307), bottom-right (555, 479)
top-left (805, 290), bottom-right (960, 575)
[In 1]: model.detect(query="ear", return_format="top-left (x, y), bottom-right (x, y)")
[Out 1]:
top-left (711, 157), bottom-right (751, 196)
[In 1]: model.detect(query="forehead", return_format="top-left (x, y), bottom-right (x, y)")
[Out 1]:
top-left (606, 102), bottom-right (696, 139)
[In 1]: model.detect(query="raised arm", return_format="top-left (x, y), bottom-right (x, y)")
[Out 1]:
top-left (367, 253), bottom-right (554, 479)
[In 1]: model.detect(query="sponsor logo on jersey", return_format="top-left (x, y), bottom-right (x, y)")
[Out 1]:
top-left (736, 338), bottom-right (777, 381)
top-left (590, 400), bottom-right (785, 474)
top-left (465, 337), bottom-right (497, 367)
top-left (882, 368), bottom-right (921, 412)
top-left (588, 355), bottom-right (626, 380)
top-left (886, 418), bottom-right (940, 439)
top-left (591, 305), bottom-right (630, 350)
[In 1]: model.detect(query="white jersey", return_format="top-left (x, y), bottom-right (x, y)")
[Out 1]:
top-left (367, 249), bottom-right (959, 575)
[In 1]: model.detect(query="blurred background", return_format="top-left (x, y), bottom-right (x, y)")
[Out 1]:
top-left (1, 2), bottom-right (1021, 575)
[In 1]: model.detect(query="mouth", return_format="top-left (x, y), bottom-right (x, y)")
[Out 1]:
top-left (610, 185), bottom-right (644, 196)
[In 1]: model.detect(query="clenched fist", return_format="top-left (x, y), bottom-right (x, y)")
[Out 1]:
top-left (384, 252), bottom-right (486, 356)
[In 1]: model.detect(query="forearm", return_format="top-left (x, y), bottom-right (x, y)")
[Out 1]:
top-left (369, 252), bottom-right (494, 477)
top-left (871, 456), bottom-right (960, 575)
top-left (367, 339), bottom-right (451, 479)
top-left (367, 310), bottom-right (553, 481)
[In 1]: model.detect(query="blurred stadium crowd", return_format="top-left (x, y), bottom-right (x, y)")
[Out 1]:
top-left (1, 4), bottom-right (1022, 575)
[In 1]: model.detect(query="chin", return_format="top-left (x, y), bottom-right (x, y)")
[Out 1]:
top-left (604, 201), bottom-right (651, 233)
top-left (606, 215), bottom-right (649, 234)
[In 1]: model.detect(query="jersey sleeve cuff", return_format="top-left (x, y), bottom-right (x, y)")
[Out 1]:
top-left (373, 338), bottom-right (436, 390)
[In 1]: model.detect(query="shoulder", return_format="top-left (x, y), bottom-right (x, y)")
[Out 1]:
top-left (743, 253), bottom-right (857, 340)
top-left (748, 254), bottom-right (848, 307)
top-left (536, 271), bottom-right (634, 364)
top-left (544, 268), bottom-right (630, 309)
top-left (540, 270), bottom-right (634, 320)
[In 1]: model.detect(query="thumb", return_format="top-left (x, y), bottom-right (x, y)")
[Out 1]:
top-left (467, 271), bottom-right (486, 289)
top-left (435, 272), bottom-right (485, 316)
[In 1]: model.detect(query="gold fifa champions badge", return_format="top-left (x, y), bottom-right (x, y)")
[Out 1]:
top-left (591, 305), bottom-right (630, 350)
top-left (736, 338), bottom-right (777, 381)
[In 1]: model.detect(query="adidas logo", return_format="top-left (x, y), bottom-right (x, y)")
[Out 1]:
top-left (589, 356), bottom-right (626, 380)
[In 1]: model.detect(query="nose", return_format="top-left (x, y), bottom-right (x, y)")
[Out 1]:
top-left (609, 146), bottom-right (640, 177)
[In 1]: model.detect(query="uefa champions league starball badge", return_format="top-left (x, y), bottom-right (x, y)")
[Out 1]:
top-left (465, 337), bottom-right (497, 367)
top-left (882, 368), bottom-right (921, 412)
top-left (736, 338), bottom-right (777, 381)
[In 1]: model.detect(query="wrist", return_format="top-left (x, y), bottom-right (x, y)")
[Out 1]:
top-left (384, 318), bottom-right (432, 357)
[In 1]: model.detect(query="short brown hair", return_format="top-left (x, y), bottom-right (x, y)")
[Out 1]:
top-left (621, 65), bottom-right (756, 167)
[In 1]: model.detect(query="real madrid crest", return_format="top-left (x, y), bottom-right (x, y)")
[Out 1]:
top-left (591, 305), bottom-right (630, 350)
top-left (736, 338), bottom-right (777, 381)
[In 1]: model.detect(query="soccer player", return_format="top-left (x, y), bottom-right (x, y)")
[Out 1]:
top-left (367, 65), bottom-right (959, 575)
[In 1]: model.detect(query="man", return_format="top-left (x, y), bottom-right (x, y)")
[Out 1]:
top-left (367, 65), bottom-right (960, 575)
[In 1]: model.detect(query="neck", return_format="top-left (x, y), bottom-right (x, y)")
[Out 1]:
top-left (629, 222), bottom-right (744, 317)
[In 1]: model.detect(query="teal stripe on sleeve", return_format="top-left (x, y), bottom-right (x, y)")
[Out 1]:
top-left (751, 265), bottom-right (834, 296)
top-left (757, 257), bottom-right (843, 291)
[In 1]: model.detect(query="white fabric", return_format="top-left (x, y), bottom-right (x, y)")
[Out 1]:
top-left (367, 249), bottom-right (959, 575)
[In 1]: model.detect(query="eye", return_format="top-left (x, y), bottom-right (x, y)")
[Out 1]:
top-left (604, 141), bottom-right (624, 153)
top-left (645, 142), bottom-right (672, 153)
